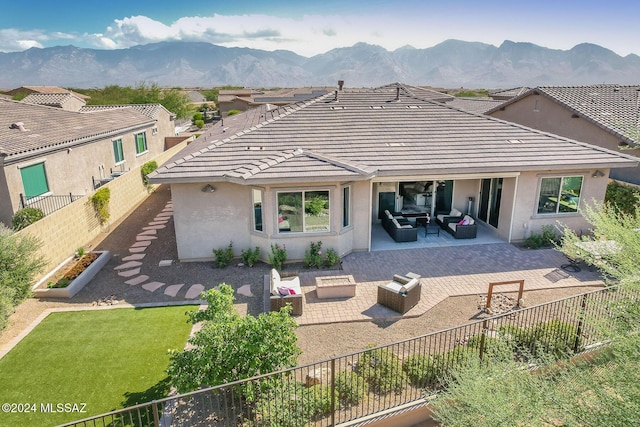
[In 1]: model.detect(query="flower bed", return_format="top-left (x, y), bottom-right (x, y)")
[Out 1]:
top-left (33, 251), bottom-right (110, 298)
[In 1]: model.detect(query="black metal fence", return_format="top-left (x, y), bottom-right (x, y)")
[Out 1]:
top-left (59, 286), bottom-right (637, 427)
top-left (19, 193), bottom-right (83, 217)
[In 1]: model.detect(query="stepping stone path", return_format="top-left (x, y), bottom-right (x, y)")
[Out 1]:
top-left (111, 200), bottom-right (214, 300)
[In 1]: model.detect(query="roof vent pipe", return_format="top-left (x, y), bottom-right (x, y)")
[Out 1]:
top-left (9, 122), bottom-right (28, 131)
top-left (338, 80), bottom-right (344, 91)
top-left (334, 90), bottom-right (338, 101)
top-left (395, 87), bottom-right (400, 101)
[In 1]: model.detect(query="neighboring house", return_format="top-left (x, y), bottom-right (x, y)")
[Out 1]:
top-left (489, 87), bottom-right (531, 101)
top-left (0, 99), bottom-right (175, 225)
top-left (487, 85), bottom-right (640, 184)
top-left (218, 88), bottom-right (331, 114)
top-left (4, 85), bottom-right (90, 100)
top-left (401, 84), bottom-right (505, 114)
top-left (148, 83), bottom-right (638, 262)
top-left (22, 92), bottom-right (87, 111)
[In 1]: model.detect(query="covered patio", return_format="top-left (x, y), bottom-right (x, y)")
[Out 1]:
top-left (371, 219), bottom-right (504, 251)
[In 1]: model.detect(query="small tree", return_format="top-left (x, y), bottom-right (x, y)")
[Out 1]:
top-left (90, 187), bottom-right (111, 225)
top-left (0, 224), bottom-right (45, 329)
top-left (141, 160), bottom-right (158, 187)
top-left (167, 284), bottom-right (301, 393)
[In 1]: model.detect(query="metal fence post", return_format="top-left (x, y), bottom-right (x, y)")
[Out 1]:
top-left (574, 293), bottom-right (588, 353)
top-left (330, 358), bottom-right (336, 426)
top-left (479, 320), bottom-right (488, 360)
top-left (19, 193), bottom-right (25, 209)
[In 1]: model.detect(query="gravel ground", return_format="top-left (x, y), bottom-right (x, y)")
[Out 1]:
top-left (295, 284), bottom-right (603, 365)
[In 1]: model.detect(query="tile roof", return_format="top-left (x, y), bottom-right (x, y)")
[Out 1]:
top-left (487, 85), bottom-right (640, 144)
top-left (6, 86), bottom-right (91, 99)
top-left (79, 103), bottom-right (175, 120)
top-left (444, 97), bottom-right (505, 114)
top-left (0, 99), bottom-right (155, 161)
top-left (150, 84), bottom-right (638, 185)
top-left (489, 87), bottom-right (531, 99)
top-left (22, 92), bottom-right (85, 108)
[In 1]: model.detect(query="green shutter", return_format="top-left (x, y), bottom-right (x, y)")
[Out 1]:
top-left (20, 163), bottom-right (49, 199)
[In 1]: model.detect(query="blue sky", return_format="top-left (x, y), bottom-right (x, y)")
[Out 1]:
top-left (1, 0), bottom-right (638, 57)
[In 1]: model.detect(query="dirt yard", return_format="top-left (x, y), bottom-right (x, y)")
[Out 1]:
top-left (295, 285), bottom-right (602, 365)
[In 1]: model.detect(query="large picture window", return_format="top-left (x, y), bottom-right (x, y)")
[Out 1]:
top-left (20, 162), bottom-right (49, 199)
top-left (252, 189), bottom-right (263, 232)
top-left (278, 190), bottom-right (330, 233)
top-left (537, 176), bottom-right (583, 214)
top-left (135, 132), bottom-right (147, 154)
top-left (113, 138), bottom-right (124, 164)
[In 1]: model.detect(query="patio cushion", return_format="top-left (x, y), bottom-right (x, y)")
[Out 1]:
top-left (450, 208), bottom-right (462, 217)
top-left (392, 218), bottom-right (401, 228)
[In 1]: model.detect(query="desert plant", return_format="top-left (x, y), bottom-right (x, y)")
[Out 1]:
top-left (524, 225), bottom-right (557, 249)
top-left (240, 246), bottom-right (260, 267)
top-left (324, 248), bottom-right (340, 268)
top-left (304, 241), bottom-right (323, 268)
top-left (403, 354), bottom-right (440, 387)
top-left (358, 347), bottom-right (408, 394)
top-left (141, 160), bottom-right (158, 186)
top-left (91, 187), bottom-right (111, 225)
top-left (76, 247), bottom-right (85, 257)
top-left (213, 241), bottom-right (234, 268)
top-left (194, 119), bottom-right (204, 129)
top-left (605, 180), bottom-right (640, 216)
top-left (268, 243), bottom-right (287, 270)
top-left (11, 207), bottom-right (45, 230)
top-left (334, 370), bottom-right (366, 405)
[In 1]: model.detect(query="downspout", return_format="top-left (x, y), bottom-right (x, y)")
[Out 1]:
top-left (367, 180), bottom-right (373, 252)
top-left (508, 175), bottom-right (520, 243)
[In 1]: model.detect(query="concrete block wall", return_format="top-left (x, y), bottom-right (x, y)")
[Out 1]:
top-left (13, 141), bottom-right (188, 283)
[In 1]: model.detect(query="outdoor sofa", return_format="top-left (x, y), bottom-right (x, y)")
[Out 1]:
top-left (268, 269), bottom-right (303, 316)
top-left (436, 209), bottom-right (477, 239)
top-left (377, 272), bottom-right (422, 314)
top-left (382, 210), bottom-right (418, 242)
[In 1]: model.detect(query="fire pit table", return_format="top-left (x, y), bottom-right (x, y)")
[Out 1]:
top-left (315, 275), bottom-right (356, 299)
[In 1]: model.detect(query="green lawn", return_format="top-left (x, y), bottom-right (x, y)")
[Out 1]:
top-left (0, 305), bottom-right (197, 427)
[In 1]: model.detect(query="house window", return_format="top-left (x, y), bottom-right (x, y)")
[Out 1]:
top-left (20, 162), bottom-right (49, 199)
top-left (252, 189), bottom-right (263, 232)
top-left (537, 176), bottom-right (583, 214)
top-left (135, 132), bottom-right (148, 154)
top-left (342, 186), bottom-right (351, 228)
top-left (277, 190), bottom-right (330, 233)
top-left (113, 139), bottom-right (124, 164)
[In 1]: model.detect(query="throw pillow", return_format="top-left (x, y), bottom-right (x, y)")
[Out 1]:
top-left (278, 287), bottom-right (296, 296)
top-left (462, 218), bottom-right (470, 225)
top-left (458, 219), bottom-right (465, 225)
top-left (450, 208), bottom-right (462, 217)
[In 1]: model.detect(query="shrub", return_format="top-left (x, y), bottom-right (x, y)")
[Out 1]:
top-left (11, 207), bottom-right (45, 230)
top-left (324, 248), bottom-right (340, 268)
top-left (304, 241), bottom-right (323, 268)
top-left (403, 354), bottom-right (439, 387)
top-left (194, 119), bottom-right (204, 129)
top-left (240, 246), bottom-right (260, 267)
top-left (141, 160), bottom-right (158, 186)
top-left (307, 384), bottom-right (332, 417)
top-left (467, 335), bottom-right (513, 361)
top-left (192, 112), bottom-right (203, 123)
top-left (334, 370), bottom-right (366, 405)
top-left (268, 243), bottom-right (287, 270)
top-left (90, 187), bottom-right (110, 225)
top-left (358, 347), bottom-right (407, 394)
top-left (252, 380), bottom-right (318, 427)
top-left (524, 225), bottom-right (557, 249)
top-left (605, 180), bottom-right (640, 216)
top-left (213, 241), bottom-right (234, 268)
top-left (434, 346), bottom-right (479, 383)
top-left (227, 109), bottom-right (241, 116)
top-left (530, 319), bottom-right (580, 359)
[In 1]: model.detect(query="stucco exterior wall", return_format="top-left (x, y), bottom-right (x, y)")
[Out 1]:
top-left (172, 180), bottom-right (372, 263)
top-left (1, 116), bottom-right (174, 226)
top-left (12, 140), bottom-right (188, 282)
top-left (509, 169), bottom-right (608, 242)
top-left (491, 94), bottom-right (640, 184)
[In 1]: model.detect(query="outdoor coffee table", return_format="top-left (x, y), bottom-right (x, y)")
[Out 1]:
top-left (315, 275), bottom-right (356, 299)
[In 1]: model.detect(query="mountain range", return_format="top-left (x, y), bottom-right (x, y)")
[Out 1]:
top-left (1, 39), bottom-right (639, 89)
